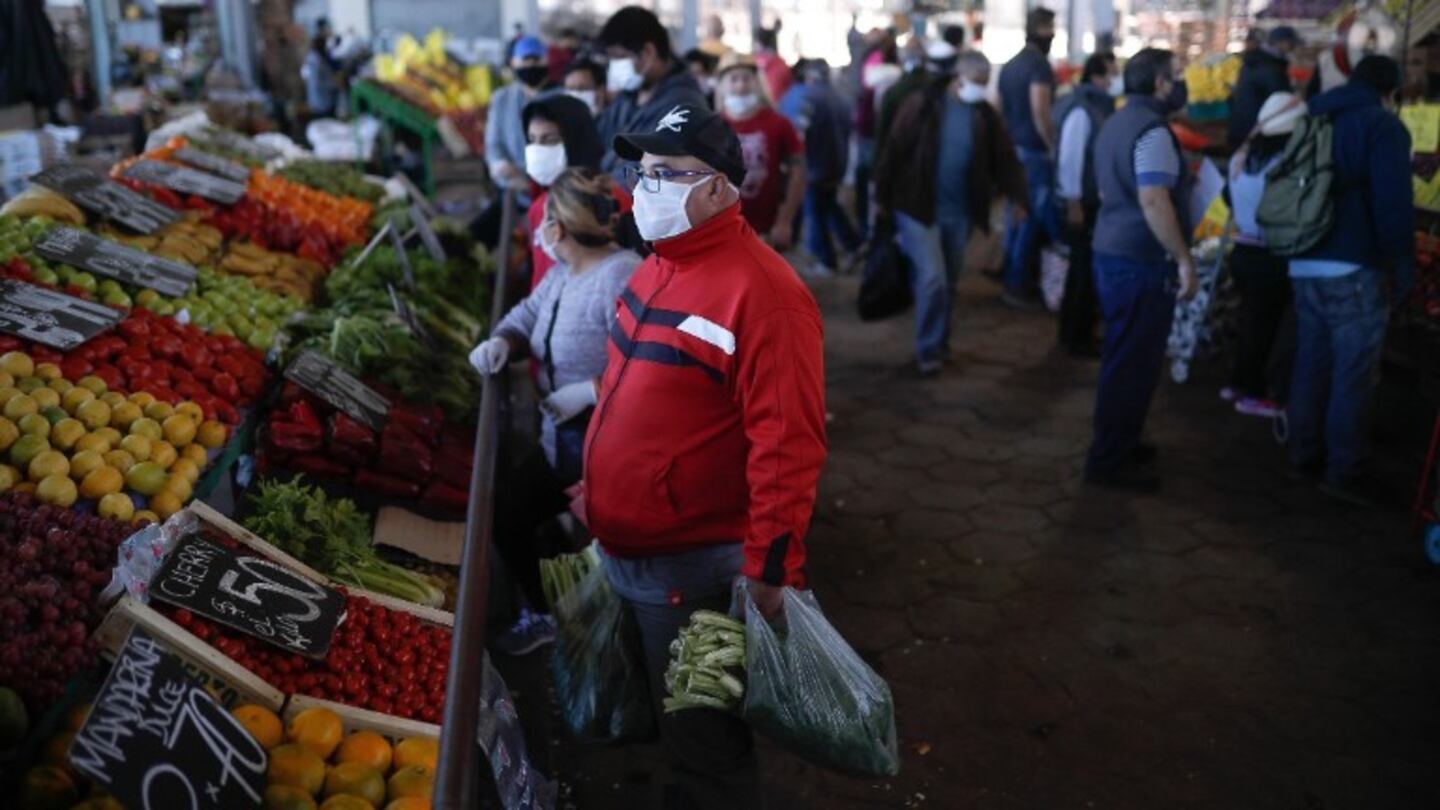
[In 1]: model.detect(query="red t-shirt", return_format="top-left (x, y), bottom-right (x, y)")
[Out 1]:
top-left (527, 184), bottom-right (634, 291)
top-left (723, 107), bottom-right (803, 235)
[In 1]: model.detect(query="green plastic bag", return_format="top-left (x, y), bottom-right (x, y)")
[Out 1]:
top-left (739, 583), bottom-right (900, 777)
top-left (550, 565), bottom-right (655, 744)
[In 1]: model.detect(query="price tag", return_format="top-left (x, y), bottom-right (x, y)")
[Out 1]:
top-left (173, 147), bottom-right (253, 184)
top-left (30, 164), bottom-right (180, 234)
top-left (283, 350), bottom-right (391, 432)
top-left (410, 204), bottom-right (446, 262)
top-left (69, 627), bottom-right (268, 810)
top-left (152, 533), bottom-right (346, 658)
top-left (33, 226), bottom-right (197, 298)
top-left (123, 159), bottom-right (247, 205)
top-left (388, 223), bottom-right (416, 289)
top-left (0, 279), bottom-right (124, 349)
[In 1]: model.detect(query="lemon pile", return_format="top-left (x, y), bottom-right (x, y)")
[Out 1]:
top-left (0, 351), bottom-right (228, 521)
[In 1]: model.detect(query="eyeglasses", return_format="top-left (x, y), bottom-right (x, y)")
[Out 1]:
top-left (627, 165), bottom-right (717, 193)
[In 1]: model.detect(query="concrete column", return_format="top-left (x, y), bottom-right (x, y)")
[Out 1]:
top-left (680, 0), bottom-right (699, 52)
top-left (84, 0), bottom-right (111, 103)
top-left (215, 0), bottom-right (257, 85)
top-left (1094, 0), bottom-right (1116, 49)
top-left (749, 0), bottom-right (762, 48)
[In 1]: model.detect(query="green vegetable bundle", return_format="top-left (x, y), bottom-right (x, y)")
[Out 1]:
top-left (539, 542), bottom-right (601, 610)
top-left (278, 159), bottom-right (386, 203)
top-left (243, 476), bottom-right (446, 608)
top-left (663, 611), bottom-right (747, 713)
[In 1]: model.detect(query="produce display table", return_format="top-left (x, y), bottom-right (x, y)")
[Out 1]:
top-left (350, 79), bottom-right (440, 200)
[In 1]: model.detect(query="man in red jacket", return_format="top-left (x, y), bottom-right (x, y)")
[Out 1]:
top-left (584, 103), bottom-right (827, 807)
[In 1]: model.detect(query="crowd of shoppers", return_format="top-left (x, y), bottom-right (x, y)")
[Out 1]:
top-left (471, 7), bottom-right (1416, 801)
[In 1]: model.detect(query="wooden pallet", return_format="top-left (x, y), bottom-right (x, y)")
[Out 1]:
top-left (284, 694), bottom-right (440, 742)
top-left (91, 595), bottom-right (285, 711)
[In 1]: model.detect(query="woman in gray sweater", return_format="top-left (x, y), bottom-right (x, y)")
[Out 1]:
top-left (470, 168), bottom-right (641, 654)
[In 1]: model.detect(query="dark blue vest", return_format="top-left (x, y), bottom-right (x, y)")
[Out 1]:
top-left (1093, 95), bottom-right (1190, 264)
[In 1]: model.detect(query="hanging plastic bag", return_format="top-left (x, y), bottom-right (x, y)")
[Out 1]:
top-left (739, 582), bottom-right (900, 778)
top-left (550, 565), bottom-right (655, 743)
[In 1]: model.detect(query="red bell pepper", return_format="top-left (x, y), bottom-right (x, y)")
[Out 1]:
top-left (388, 404), bottom-right (444, 446)
top-left (378, 423), bottom-right (435, 483)
top-left (420, 481), bottom-right (469, 513)
top-left (286, 454), bottom-right (352, 480)
top-left (327, 413), bottom-right (377, 466)
top-left (355, 469), bottom-right (421, 500)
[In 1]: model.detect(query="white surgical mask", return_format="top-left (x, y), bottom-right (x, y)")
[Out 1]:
top-left (538, 218), bottom-right (561, 261)
top-left (607, 58), bottom-right (642, 93)
top-left (958, 81), bottom-right (987, 103)
top-left (633, 177), bottom-right (707, 241)
top-left (567, 89), bottom-right (598, 115)
top-left (723, 93), bottom-right (759, 117)
top-left (524, 143), bottom-right (567, 187)
top-left (1109, 75), bottom-right (1124, 97)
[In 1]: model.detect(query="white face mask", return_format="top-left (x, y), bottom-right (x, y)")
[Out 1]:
top-left (958, 81), bottom-right (987, 103)
top-left (633, 177), bottom-right (707, 241)
top-left (1109, 75), bottom-right (1124, 97)
top-left (607, 58), bottom-right (642, 93)
top-left (723, 93), bottom-right (760, 117)
top-left (524, 143), bottom-right (567, 187)
top-left (567, 89), bottom-right (598, 115)
top-left (538, 218), bottom-right (561, 262)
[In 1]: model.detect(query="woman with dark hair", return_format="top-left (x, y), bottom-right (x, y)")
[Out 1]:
top-left (520, 94), bottom-right (634, 290)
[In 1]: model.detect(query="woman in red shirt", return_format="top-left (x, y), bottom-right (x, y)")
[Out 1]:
top-left (714, 52), bottom-right (806, 251)
top-left (522, 95), bottom-right (634, 290)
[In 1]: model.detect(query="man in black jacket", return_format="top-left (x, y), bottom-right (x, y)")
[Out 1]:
top-left (1228, 26), bottom-right (1300, 148)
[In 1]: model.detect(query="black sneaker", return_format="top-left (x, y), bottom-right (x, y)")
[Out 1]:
top-left (1130, 442), bottom-right (1158, 465)
top-left (1084, 463), bottom-right (1161, 493)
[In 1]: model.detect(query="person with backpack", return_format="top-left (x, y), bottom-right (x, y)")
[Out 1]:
top-left (1279, 55), bottom-right (1414, 506)
top-left (1084, 48), bottom-right (1198, 491)
top-left (1224, 91), bottom-right (1303, 419)
top-left (1054, 51), bottom-right (1120, 357)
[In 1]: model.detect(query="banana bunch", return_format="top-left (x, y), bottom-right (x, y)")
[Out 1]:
top-left (219, 241), bottom-right (325, 303)
top-left (1183, 55), bottom-right (1242, 104)
top-left (102, 213), bottom-right (223, 266)
top-left (0, 187), bottom-right (85, 225)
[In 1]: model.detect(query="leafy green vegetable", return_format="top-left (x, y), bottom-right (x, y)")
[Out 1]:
top-left (277, 160), bottom-right (386, 203)
top-left (244, 476), bottom-right (446, 608)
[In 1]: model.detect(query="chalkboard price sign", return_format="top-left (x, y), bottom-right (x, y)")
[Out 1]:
top-left (69, 627), bottom-right (268, 810)
top-left (283, 350), bottom-right (391, 432)
top-left (152, 533), bottom-right (346, 658)
top-left (173, 147), bottom-right (253, 184)
top-left (34, 226), bottom-right (197, 298)
top-left (30, 164), bottom-right (180, 234)
top-left (123, 159), bottom-right (247, 205)
top-left (0, 279), bottom-right (123, 349)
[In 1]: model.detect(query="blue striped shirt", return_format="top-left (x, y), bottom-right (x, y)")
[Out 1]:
top-left (1134, 127), bottom-right (1180, 187)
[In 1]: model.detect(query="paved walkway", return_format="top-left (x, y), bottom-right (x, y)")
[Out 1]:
top-left (552, 271), bottom-right (1440, 809)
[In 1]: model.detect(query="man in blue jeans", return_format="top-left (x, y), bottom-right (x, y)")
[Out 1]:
top-left (1288, 55), bottom-right (1413, 507)
top-left (1085, 49), bottom-right (1199, 490)
top-left (998, 8), bottom-right (1062, 310)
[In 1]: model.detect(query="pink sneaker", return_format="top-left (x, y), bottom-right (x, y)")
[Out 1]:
top-left (1235, 397), bottom-right (1283, 419)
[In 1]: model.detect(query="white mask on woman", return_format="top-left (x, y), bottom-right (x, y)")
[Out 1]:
top-left (958, 81), bottom-right (988, 103)
top-left (524, 143), bottom-right (568, 187)
top-left (723, 93), bottom-right (760, 118)
top-left (607, 58), bottom-right (642, 93)
top-left (633, 177), bottom-right (707, 241)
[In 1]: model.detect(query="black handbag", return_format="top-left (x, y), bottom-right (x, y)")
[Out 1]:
top-left (857, 215), bottom-right (912, 321)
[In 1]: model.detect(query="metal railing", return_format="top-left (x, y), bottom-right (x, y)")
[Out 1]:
top-left (435, 188), bottom-right (515, 809)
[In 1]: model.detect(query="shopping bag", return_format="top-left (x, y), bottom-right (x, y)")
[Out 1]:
top-left (739, 583), bottom-right (900, 777)
top-left (550, 566), bottom-right (655, 743)
top-left (857, 215), bottom-right (912, 321)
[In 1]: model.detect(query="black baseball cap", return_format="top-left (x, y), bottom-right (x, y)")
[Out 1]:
top-left (614, 104), bottom-right (747, 186)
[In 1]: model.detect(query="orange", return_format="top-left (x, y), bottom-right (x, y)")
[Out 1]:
top-left (182, 442), bottom-right (209, 467)
top-left (391, 737), bottom-right (438, 772)
top-left (39, 730), bottom-right (80, 780)
top-left (384, 799), bottom-right (431, 810)
top-left (149, 490), bottom-right (183, 519)
top-left (101, 449), bottom-right (134, 475)
top-left (79, 466), bottom-right (123, 499)
top-left (232, 704), bottom-right (284, 749)
top-left (318, 796), bottom-right (374, 810)
top-left (385, 765), bottom-right (433, 802)
top-left (323, 762), bottom-right (386, 806)
top-left (264, 784), bottom-right (318, 809)
top-left (197, 419), bottom-right (228, 449)
top-left (267, 743), bottom-right (326, 796)
top-left (163, 414), bottom-right (197, 447)
top-left (18, 765), bottom-right (77, 808)
top-left (65, 703), bottom-right (91, 731)
top-left (335, 730), bottom-right (392, 772)
top-left (286, 707), bottom-right (343, 760)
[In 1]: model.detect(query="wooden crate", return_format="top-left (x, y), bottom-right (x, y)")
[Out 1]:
top-left (283, 694), bottom-right (440, 742)
top-left (91, 596), bottom-right (285, 711)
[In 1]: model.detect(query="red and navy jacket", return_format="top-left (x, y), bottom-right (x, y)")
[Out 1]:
top-left (583, 203), bottom-right (826, 587)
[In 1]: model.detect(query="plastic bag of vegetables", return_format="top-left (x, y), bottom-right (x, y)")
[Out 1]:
top-left (739, 583), bottom-right (900, 778)
top-left (550, 565), bottom-right (655, 743)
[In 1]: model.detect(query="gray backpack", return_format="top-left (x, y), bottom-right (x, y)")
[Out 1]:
top-left (1257, 115), bottom-right (1335, 256)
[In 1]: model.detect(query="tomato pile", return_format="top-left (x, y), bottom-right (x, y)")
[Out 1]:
top-left (1, 308), bottom-right (268, 425)
top-left (0, 492), bottom-right (136, 710)
top-left (163, 593), bottom-right (451, 723)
